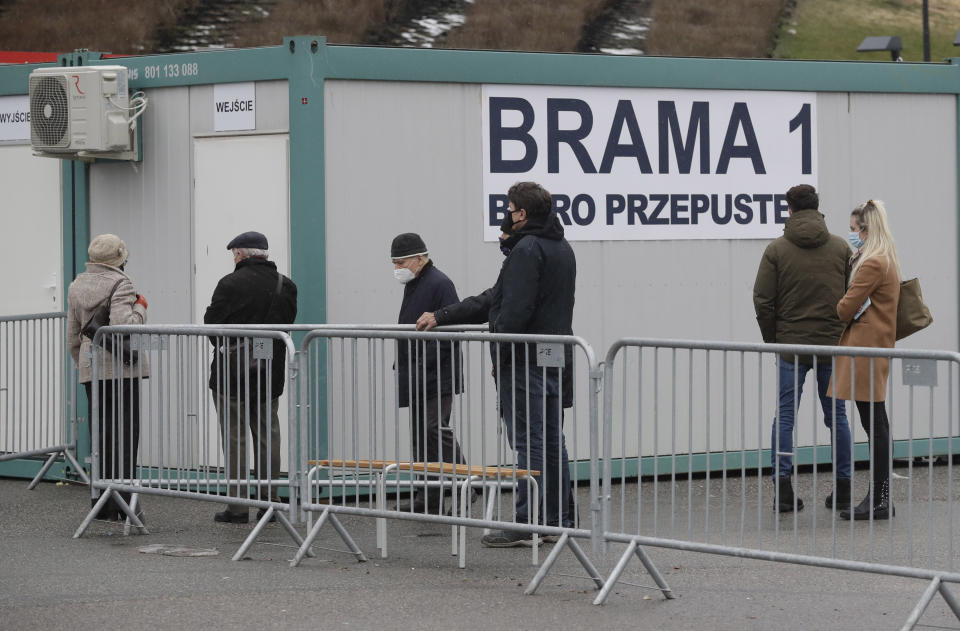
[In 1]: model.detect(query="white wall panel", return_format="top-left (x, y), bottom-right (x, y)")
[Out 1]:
top-left (324, 81), bottom-right (959, 462)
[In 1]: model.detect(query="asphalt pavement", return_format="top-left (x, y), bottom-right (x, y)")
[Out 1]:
top-left (1, 469), bottom-right (959, 631)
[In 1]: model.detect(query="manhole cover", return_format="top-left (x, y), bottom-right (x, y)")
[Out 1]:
top-left (138, 544), bottom-right (219, 557)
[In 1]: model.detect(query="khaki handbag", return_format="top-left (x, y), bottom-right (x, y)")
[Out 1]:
top-left (896, 278), bottom-right (933, 340)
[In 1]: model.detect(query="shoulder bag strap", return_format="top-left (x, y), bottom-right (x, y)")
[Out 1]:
top-left (260, 272), bottom-right (284, 324)
top-left (81, 278), bottom-right (125, 339)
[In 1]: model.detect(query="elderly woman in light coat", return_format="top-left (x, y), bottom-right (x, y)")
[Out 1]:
top-left (829, 200), bottom-right (900, 521)
top-left (67, 234), bottom-right (148, 521)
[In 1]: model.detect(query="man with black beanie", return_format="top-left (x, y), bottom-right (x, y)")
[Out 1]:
top-left (391, 233), bottom-right (464, 514)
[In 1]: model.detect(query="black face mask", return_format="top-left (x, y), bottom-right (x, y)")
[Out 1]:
top-left (499, 211), bottom-right (514, 234)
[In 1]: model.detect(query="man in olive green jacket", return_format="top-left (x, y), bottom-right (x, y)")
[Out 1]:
top-left (753, 184), bottom-right (852, 514)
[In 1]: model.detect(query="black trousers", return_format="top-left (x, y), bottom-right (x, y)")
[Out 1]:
top-left (85, 380), bottom-right (140, 511)
top-left (855, 400), bottom-right (891, 487)
top-left (409, 393), bottom-right (464, 501)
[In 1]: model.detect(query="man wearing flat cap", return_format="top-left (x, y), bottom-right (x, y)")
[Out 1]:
top-left (391, 233), bottom-right (465, 514)
top-left (204, 231), bottom-right (298, 524)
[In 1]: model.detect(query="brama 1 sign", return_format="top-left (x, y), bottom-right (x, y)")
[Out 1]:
top-left (481, 85), bottom-right (817, 241)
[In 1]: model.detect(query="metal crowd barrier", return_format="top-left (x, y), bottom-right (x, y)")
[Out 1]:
top-left (598, 338), bottom-right (960, 628)
top-left (71, 324), bottom-right (312, 560)
top-left (0, 312), bottom-right (86, 487)
top-left (290, 328), bottom-right (605, 595)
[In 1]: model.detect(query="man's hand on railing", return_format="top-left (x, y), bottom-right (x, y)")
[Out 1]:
top-left (416, 312), bottom-right (437, 331)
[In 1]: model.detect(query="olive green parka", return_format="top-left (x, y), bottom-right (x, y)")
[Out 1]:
top-left (753, 208), bottom-right (850, 362)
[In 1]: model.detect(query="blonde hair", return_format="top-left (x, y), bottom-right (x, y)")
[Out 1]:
top-left (850, 199), bottom-right (900, 280)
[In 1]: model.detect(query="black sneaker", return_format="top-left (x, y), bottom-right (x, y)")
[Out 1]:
top-left (256, 508), bottom-right (277, 523)
top-left (444, 490), bottom-right (481, 517)
top-left (214, 510), bottom-right (249, 524)
top-left (481, 529), bottom-right (539, 548)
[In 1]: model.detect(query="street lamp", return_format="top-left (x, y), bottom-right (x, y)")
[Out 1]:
top-left (857, 36), bottom-right (903, 62)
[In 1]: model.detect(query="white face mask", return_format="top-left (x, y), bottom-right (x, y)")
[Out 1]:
top-left (394, 267), bottom-right (415, 284)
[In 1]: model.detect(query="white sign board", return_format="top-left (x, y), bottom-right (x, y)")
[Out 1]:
top-left (481, 85), bottom-right (817, 241)
top-left (213, 82), bottom-right (255, 132)
top-left (0, 95), bottom-right (31, 143)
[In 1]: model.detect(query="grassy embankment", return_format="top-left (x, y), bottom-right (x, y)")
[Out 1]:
top-left (0, 0), bottom-right (199, 54)
top-left (235, 0), bottom-right (611, 52)
top-left (0, 0), bottom-right (813, 62)
top-left (774, 0), bottom-right (960, 62)
top-left (233, 0), bottom-right (403, 47)
top-left (440, 0), bottom-right (608, 52)
top-left (645, 0), bottom-right (787, 58)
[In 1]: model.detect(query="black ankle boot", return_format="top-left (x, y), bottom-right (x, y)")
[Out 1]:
top-left (825, 478), bottom-right (852, 510)
top-left (773, 476), bottom-right (804, 513)
top-left (840, 480), bottom-right (894, 520)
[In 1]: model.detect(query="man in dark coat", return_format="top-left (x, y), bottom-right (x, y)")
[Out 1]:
top-left (418, 182), bottom-right (577, 547)
top-left (753, 184), bottom-right (852, 514)
top-left (204, 231), bottom-right (298, 524)
top-left (392, 233), bottom-right (464, 513)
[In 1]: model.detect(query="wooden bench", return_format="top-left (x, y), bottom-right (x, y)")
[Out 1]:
top-left (305, 458), bottom-right (542, 566)
top-left (310, 459), bottom-right (539, 478)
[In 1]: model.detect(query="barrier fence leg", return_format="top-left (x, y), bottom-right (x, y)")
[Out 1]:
top-left (63, 450), bottom-right (90, 484)
top-left (122, 493), bottom-right (141, 536)
top-left (27, 453), bottom-right (59, 490)
top-left (232, 507), bottom-right (275, 561)
top-left (525, 532), bottom-right (571, 595)
top-left (593, 540), bottom-right (638, 605)
top-left (328, 513), bottom-right (367, 562)
top-left (634, 544), bottom-right (674, 600)
top-left (291, 507), bottom-right (331, 567)
top-left (524, 533), bottom-right (603, 596)
top-left (938, 582), bottom-right (960, 621)
top-left (565, 536), bottom-right (605, 590)
top-left (73, 489), bottom-right (115, 538)
top-left (112, 493), bottom-right (147, 534)
top-left (593, 539), bottom-right (674, 605)
top-left (275, 510), bottom-right (316, 559)
top-left (902, 576), bottom-right (942, 631)
top-left (28, 449), bottom-right (91, 489)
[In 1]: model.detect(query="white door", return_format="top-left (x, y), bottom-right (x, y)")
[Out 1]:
top-left (193, 134), bottom-right (291, 473)
top-left (0, 145), bottom-right (64, 454)
top-left (193, 134), bottom-right (290, 320)
top-left (0, 146), bottom-right (62, 315)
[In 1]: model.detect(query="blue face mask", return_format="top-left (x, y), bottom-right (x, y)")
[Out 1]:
top-left (847, 231), bottom-right (864, 250)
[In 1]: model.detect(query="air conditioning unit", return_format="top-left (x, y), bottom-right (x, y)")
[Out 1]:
top-left (28, 66), bottom-right (145, 160)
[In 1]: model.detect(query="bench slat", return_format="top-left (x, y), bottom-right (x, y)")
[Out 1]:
top-left (309, 459), bottom-right (540, 478)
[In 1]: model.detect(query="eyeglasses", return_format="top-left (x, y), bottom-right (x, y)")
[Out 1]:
top-left (510, 208), bottom-right (523, 216)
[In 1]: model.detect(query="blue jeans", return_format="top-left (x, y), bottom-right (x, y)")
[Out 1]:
top-left (498, 366), bottom-right (571, 528)
top-left (771, 357), bottom-right (852, 479)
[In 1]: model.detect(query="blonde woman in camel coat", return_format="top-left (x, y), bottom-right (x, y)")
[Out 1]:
top-left (829, 200), bottom-right (900, 520)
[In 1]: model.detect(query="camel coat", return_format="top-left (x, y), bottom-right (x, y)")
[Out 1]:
top-left (828, 255), bottom-right (899, 401)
